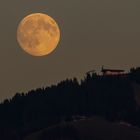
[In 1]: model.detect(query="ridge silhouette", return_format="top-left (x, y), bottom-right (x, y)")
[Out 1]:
top-left (0, 67), bottom-right (140, 140)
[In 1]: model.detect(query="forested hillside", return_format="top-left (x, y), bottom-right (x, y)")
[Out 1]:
top-left (0, 67), bottom-right (140, 140)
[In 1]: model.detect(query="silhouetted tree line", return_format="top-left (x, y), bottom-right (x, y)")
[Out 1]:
top-left (0, 67), bottom-right (140, 140)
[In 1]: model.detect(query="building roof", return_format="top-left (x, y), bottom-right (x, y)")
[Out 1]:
top-left (102, 69), bottom-right (124, 73)
top-left (101, 66), bottom-right (124, 73)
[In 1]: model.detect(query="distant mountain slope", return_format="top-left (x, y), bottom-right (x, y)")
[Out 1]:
top-left (25, 117), bottom-right (140, 140)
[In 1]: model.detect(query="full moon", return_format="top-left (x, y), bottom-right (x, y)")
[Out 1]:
top-left (17, 13), bottom-right (60, 56)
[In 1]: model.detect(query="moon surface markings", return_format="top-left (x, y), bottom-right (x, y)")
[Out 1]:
top-left (17, 13), bottom-right (60, 56)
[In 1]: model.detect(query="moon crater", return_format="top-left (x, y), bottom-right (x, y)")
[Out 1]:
top-left (17, 13), bottom-right (60, 56)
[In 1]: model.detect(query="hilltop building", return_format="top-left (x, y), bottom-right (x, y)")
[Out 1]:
top-left (101, 66), bottom-right (125, 76)
top-left (86, 66), bottom-right (125, 76)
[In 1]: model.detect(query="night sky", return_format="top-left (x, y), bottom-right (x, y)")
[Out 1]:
top-left (0, 0), bottom-right (140, 100)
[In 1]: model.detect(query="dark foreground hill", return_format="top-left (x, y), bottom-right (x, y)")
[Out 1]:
top-left (25, 117), bottom-right (140, 140)
top-left (0, 67), bottom-right (140, 140)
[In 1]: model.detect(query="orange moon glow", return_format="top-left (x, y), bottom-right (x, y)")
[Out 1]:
top-left (17, 13), bottom-right (60, 56)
